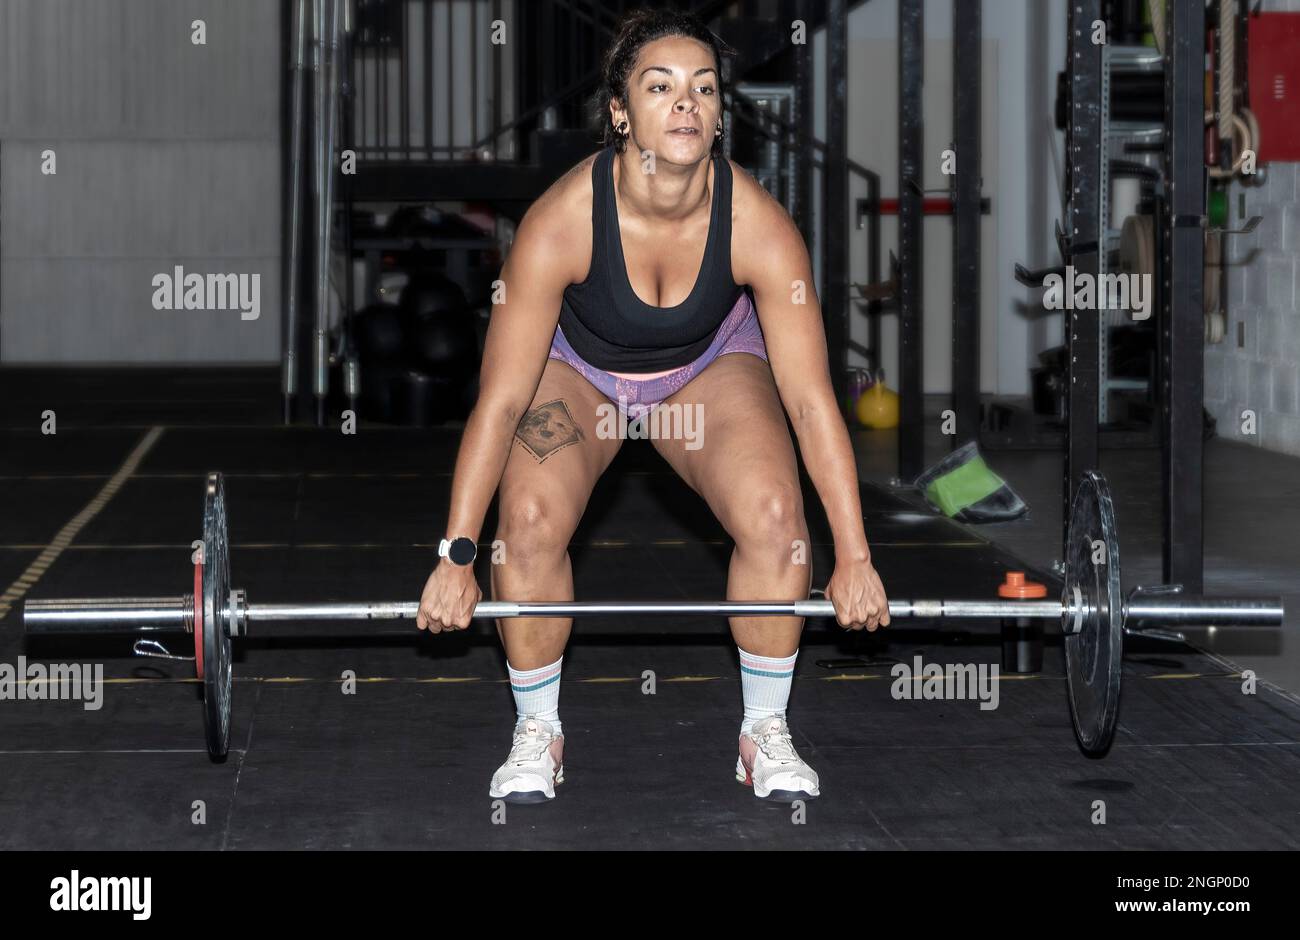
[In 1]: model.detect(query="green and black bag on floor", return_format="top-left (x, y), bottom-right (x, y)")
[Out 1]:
top-left (914, 441), bottom-right (1027, 523)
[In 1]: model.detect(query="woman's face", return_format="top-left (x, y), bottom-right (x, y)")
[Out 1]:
top-left (613, 35), bottom-right (719, 164)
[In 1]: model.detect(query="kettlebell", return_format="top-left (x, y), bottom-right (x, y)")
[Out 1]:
top-left (856, 372), bottom-right (899, 429)
top-left (844, 368), bottom-right (875, 421)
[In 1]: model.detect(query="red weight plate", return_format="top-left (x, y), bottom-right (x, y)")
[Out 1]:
top-left (193, 561), bottom-right (204, 679)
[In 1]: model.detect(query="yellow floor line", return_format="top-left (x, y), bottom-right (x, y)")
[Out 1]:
top-left (0, 427), bottom-right (164, 622)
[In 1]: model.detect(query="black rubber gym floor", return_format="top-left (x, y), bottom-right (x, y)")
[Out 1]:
top-left (2, 371), bottom-right (1298, 849)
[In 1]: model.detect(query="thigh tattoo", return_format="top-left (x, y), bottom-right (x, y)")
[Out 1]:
top-left (515, 399), bottom-right (584, 462)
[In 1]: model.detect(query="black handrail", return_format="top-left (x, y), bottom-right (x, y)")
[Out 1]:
top-left (729, 88), bottom-right (879, 185)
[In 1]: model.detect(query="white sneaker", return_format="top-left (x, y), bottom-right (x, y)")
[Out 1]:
top-left (736, 716), bottom-right (820, 801)
top-left (488, 717), bottom-right (565, 804)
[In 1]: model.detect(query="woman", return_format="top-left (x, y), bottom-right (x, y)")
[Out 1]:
top-left (417, 9), bottom-right (890, 804)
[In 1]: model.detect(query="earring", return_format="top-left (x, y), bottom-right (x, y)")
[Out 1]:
top-left (715, 121), bottom-right (723, 138)
top-left (617, 121), bottom-right (628, 137)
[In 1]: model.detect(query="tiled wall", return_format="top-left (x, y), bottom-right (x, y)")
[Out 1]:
top-left (1208, 157), bottom-right (1300, 455)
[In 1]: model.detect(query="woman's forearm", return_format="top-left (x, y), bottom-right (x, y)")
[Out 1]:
top-left (789, 392), bottom-right (871, 564)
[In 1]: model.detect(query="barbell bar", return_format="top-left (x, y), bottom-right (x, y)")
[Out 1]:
top-left (23, 595), bottom-right (1281, 631)
top-left (20, 471), bottom-right (1284, 762)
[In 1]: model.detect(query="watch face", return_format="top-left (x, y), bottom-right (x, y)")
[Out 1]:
top-left (449, 537), bottom-right (477, 566)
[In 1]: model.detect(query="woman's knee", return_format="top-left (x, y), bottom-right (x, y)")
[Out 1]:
top-left (728, 479), bottom-right (808, 552)
top-left (495, 489), bottom-right (578, 566)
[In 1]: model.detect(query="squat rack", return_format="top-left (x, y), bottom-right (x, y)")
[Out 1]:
top-left (876, 0), bottom-right (1211, 588)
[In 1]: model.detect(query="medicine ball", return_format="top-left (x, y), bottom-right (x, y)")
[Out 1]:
top-left (411, 315), bottom-right (479, 379)
top-left (354, 304), bottom-right (406, 362)
top-left (401, 272), bottom-right (478, 378)
top-left (401, 272), bottom-right (468, 321)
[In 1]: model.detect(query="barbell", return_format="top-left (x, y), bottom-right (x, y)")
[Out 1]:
top-left (21, 471), bottom-right (1283, 761)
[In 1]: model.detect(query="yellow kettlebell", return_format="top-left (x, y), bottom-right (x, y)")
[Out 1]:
top-left (855, 377), bottom-right (899, 429)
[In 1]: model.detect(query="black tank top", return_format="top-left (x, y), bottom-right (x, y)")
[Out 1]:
top-left (557, 145), bottom-right (744, 371)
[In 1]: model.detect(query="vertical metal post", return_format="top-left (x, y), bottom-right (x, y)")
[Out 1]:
top-left (567, 1), bottom-right (576, 128)
top-left (951, 0), bottom-right (981, 447)
top-left (1065, 0), bottom-right (1103, 544)
top-left (1098, 43), bottom-right (1112, 425)
top-left (305, 0), bottom-right (326, 420)
top-left (341, 0), bottom-right (359, 411)
top-left (425, 0), bottom-right (434, 160)
top-left (377, 0), bottom-right (386, 155)
top-left (357, 23), bottom-right (366, 156)
top-left (792, 0), bottom-right (813, 247)
top-left (516, 0), bottom-right (527, 161)
top-left (492, 0), bottom-right (502, 159)
top-left (823, 0), bottom-right (849, 412)
top-left (1161, 0), bottom-right (1205, 591)
top-left (866, 173), bottom-right (881, 374)
top-left (445, 0), bottom-right (454, 155)
top-left (897, 0), bottom-right (924, 478)
top-left (283, 0), bottom-right (310, 424)
top-left (400, 0), bottom-right (408, 156)
top-left (541, 0), bottom-right (554, 108)
top-left (313, 0), bottom-right (341, 426)
top-left (471, 0), bottom-right (478, 150)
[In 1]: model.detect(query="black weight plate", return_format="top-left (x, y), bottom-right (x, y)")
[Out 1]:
top-left (202, 472), bottom-right (232, 761)
top-left (1063, 470), bottom-right (1123, 756)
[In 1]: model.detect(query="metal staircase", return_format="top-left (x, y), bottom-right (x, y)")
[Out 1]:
top-left (283, 0), bottom-right (867, 423)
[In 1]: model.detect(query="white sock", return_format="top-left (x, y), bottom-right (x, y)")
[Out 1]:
top-left (508, 656), bottom-right (563, 736)
top-left (738, 647), bottom-right (798, 736)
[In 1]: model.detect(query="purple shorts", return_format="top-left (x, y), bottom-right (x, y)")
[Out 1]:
top-left (547, 291), bottom-right (768, 411)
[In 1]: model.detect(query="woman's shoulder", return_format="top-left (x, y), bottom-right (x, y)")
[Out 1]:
top-left (530, 150), bottom-right (601, 229)
top-left (723, 157), bottom-right (806, 286)
top-left (510, 151), bottom-right (601, 283)
top-left (724, 156), bottom-right (774, 217)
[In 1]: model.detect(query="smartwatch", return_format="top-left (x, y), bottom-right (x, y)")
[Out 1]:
top-left (438, 536), bottom-right (478, 567)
